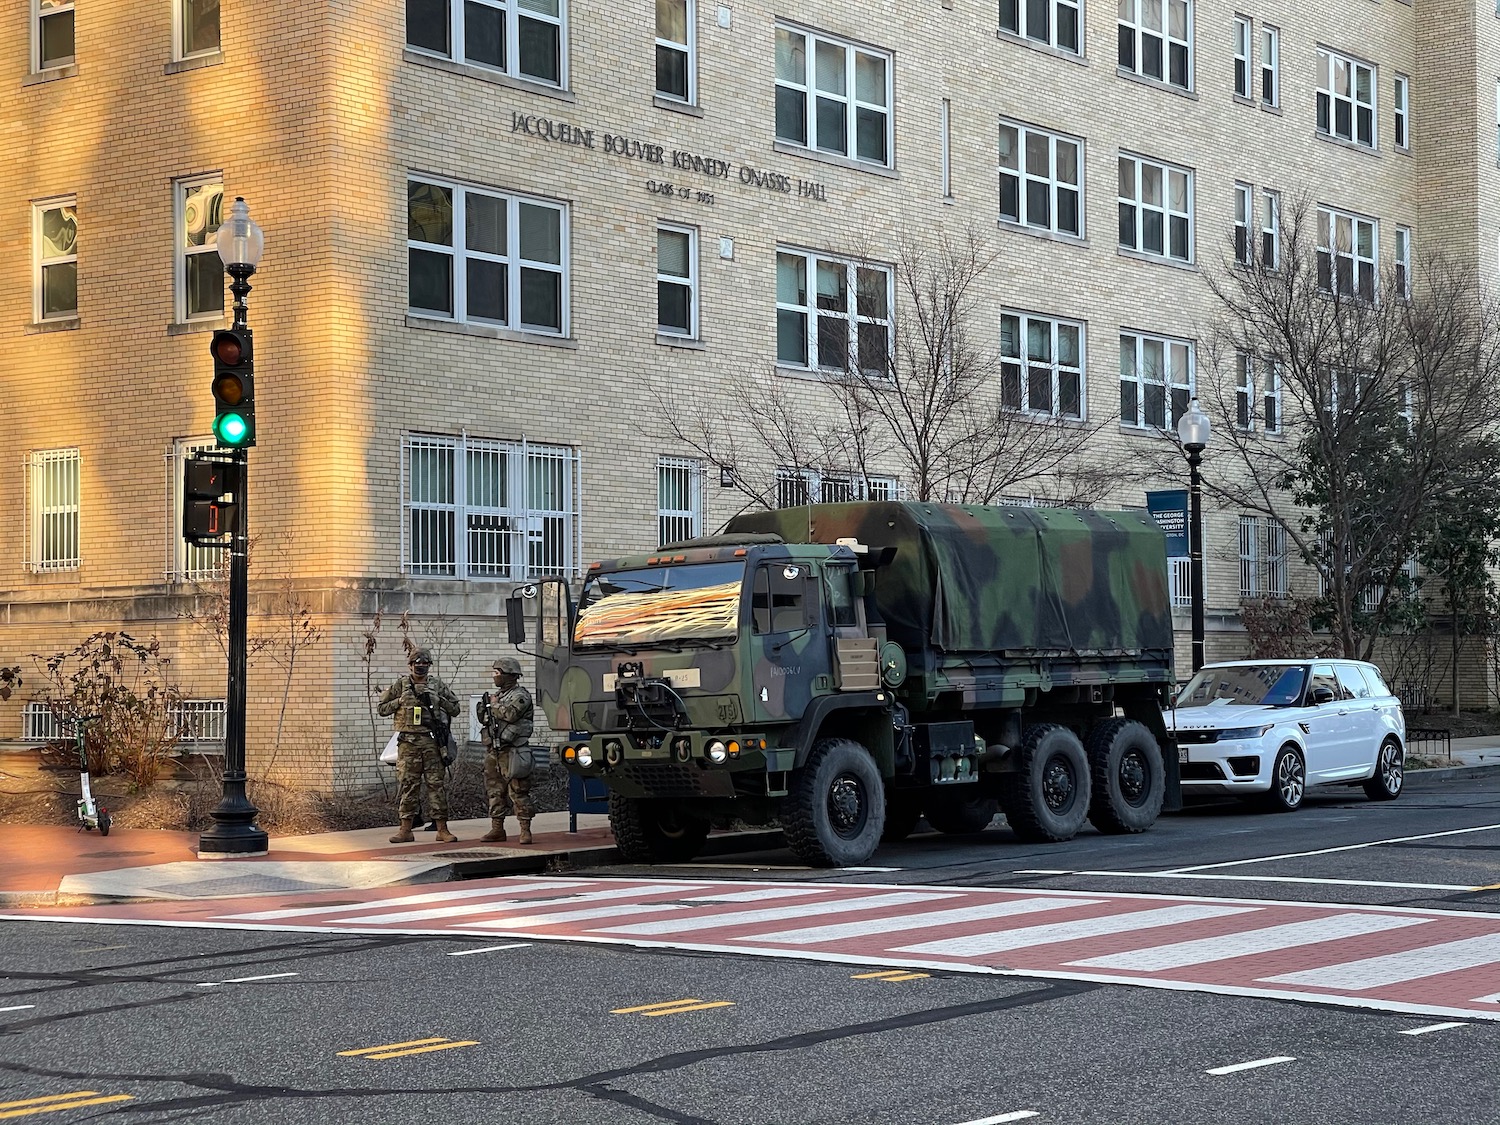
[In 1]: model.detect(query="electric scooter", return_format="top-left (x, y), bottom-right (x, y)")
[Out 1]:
top-left (71, 714), bottom-right (110, 836)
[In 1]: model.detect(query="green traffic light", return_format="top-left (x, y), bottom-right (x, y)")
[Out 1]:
top-left (215, 412), bottom-right (250, 446)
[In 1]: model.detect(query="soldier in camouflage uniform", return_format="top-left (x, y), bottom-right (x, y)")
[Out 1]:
top-left (377, 648), bottom-right (462, 844)
top-left (477, 656), bottom-right (536, 844)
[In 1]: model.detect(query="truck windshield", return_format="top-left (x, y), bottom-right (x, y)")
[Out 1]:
top-left (1175, 664), bottom-right (1307, 708)
top-left (575, 562), bottom-right (745, 648)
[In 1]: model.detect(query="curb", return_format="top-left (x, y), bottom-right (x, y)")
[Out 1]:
top-left (1404, 761), bottom-right (1500, 787)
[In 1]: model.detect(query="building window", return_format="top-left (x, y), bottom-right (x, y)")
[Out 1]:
top-left (1265, 519), bottom-right (1288, 597)
top-left (175, 176), bottom-right (224, 322)
top-left (169, 437), bottom-right (223, 582)
top-left (407, 178), bottom-right (568, 335)
top-left (999, 0), bottom-right (1081, 54)
top-left (657, 456), bottom-right (703, 545)
top-left (657, 225), bottom-right (697, 338)
top-left (1000, 311), bottom-right (1085, 419)
top-left (1395, 225), bottom-right (1411, 299)
top-left (1262, 360), bottom-right (1281, 433)
top-left (34, 0), bottom-right (74, 71)
top-left (1235, 352), bottom-right (1253, 429)
top-left (656, 0), bottom-right (694, 102)
top-left (775, 24), bottom-right (892, 168)
top-left (1239, 514), bottom-right (1260, 598)
top-left (28, 448), bottom-right (80, 573)
top-left (33, 197), bottom-right (78, 322)
top-left (176, 0), bottom-right (220, 59)
top-left (999, 121), bottom-right (1083, 237)
top-left (1168, 556), bottom-right (1191, 607)
top-left (402, 434), bottom-right (580, 580)
top-left (1119, 331), bottom-right (1193, 429)
top-left (1259, 25), bottom-right (1278, 106)
top-left (1260, 188), bottom-right (1280, 270)
top-left (1317, 48), bottom-right (1376, 149)
top-left (775, 250), bottom-right (892, 375)
top-left (1316, 205), bottom-right (1377, 301)
top-left (1232, 16), bottom-right (1251, 98)
top-left (405, 0), bottom-right (565, 86)
top-left (1393, 74), bottom-right (1409, 150)
top-left (1233, 182), bottom-right (1252, 266)
top-left (1118, 154), bottom-right (1193, 263)
top-left (1118, 0), bottom-right (1192, 91)
top-left (776, 469), bottom-right (899, 506)
top-left (941, 98), bottom-right (952, 199)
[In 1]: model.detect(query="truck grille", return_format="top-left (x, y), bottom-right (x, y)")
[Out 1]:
top-left (615, 761), bottom-right (707, 799)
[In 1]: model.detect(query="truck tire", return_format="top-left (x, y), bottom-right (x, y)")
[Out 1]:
top-left (998, 724), bottom-right (1091, 843)
top-left (923, 792), bottom-right (1000, 835)
top-left (881, 793), bottom-right (923, 842)
top-left (608, 793), bottom-right (711, 864)
top-left (1085, 718), bottom-right (1166, 834)
top-left (785, 738), bottom-right (886, 867)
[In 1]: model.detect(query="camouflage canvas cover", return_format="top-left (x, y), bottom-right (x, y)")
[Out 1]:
top-left (727, 502), bottom-right (1173, 658)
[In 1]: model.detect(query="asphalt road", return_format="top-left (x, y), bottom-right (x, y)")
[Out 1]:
top-left (0, 777), bottom-right (1496, 1125)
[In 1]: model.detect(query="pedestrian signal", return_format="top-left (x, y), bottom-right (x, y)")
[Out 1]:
top-left (183, 454), bottom-right (242, 545)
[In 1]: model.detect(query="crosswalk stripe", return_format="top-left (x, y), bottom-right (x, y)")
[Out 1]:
top-left (591, 891), bottom-right (959, 936)
top-left (218, 878), bottom-right (592, 921)
top-left (681, 887), bottom-right (831, 903)
top-left (328, 882), bottom-right (710, 926)
top-left (1068, 913), bottom-right (1430, 971)
top-left (894, 904), bottom-right (1257, 957)
top-left (1260, 933), bottom-right (1500, 991)
top-left (465, 903), bottom-right (690, 928)
top-left (1472, 992), bottom-right (1500, 1004)
top-left (747, 897), bottom-right (1102, 945)
top-left (1399, 1022), bottom-right (1467, 1036)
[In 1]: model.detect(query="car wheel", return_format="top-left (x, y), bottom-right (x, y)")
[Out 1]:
top-left (1362, 738), bottom-right (1404, 801)
top-left (608, 794), bottom-right (711, 864)
top-left (1263, 745), bottom-right (1305, 812)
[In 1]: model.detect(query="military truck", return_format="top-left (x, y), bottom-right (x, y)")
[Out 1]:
top-left (506, 501), bottom-right (1178, 867)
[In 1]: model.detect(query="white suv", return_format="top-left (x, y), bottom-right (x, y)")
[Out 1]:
top-left (1166, 659), bottom-right (1406, 811)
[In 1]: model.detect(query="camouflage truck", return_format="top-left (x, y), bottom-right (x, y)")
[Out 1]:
top-left (506, 501), bottom-right (1178, 867)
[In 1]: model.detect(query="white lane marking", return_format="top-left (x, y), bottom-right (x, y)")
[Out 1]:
top-left (952, 1112), bottom-right (1041, 1124)
top-left (594, 891), bottom-right (960, 936)
top-left (895, 904), bottom-right (1257, 957)
top-left (331, 882), bottom-right (712, 926)
top-left (1015, 869), bottom-right (1479, 893)
top-left (1069, 913), bottom-right (1430, 971)
top-left (1261, 934), bottom-right (1500, 991)
top-left (1399, 1022), bottom-right (1468, 1036)
top-left (218, 878), bottom-right (594, 921)
top-left (0, 1005), bottom-right (36, 1013)
top-left (446, 943), bottom-right (532, 956)
top-left (465, 904), bottom-right (688, 928)
top-left (1473, 993), bottom-right (1500, 1004)
top-left (1206, 1056), bottom-right (1296, 1076)
top-left (1165, 823), bottom-right (1500, 873)
top-left (196, 972), bottom-right (299, 986)
top-left (843, 866), bottom-right (902, 873)
top-left (748, 898), bottom-right (1102, 945)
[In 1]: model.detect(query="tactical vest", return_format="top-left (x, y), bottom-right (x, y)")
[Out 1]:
top-left (489, 685), bottom-right (534, 747)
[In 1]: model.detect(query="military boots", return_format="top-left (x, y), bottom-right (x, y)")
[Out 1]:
top-left (518, 820), bottom-right (533, 845)
top-left (389, 818), bottom-right (415, 844)
top-left (433, 820), bottom-right (458, 843)
top-left (481, 818), bottom-right (507, 842)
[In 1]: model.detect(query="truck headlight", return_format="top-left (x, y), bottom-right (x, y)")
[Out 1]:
top-left (706, 740), bottom-right (728, 764)
top-left (576, 746), bottom-right (594, 768)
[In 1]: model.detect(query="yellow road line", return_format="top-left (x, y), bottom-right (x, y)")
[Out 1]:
top-left (338, 1038), bottom-right (449, 1057)
top-left (851, 969), bottom-right (930, 982)
top-left (611, 998), bottom-right (705, 1014)
top-left (0, 1097), bottom-right (100, 1113)
top-left (0, 1095), bottom-right (134, 1119)
top-left (640, 1001), bottom-right (735, 1016)
top-left (362, 1040), bottom-right (480, 1060)
top-left (881, 973), bottom-right (931, 982)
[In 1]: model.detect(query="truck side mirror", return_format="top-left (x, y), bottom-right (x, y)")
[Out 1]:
top-left (505, 596), bottom-right (526, 645)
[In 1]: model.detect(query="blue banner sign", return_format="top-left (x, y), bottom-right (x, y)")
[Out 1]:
top-left (1146, 489), bottom-right (1189, 557)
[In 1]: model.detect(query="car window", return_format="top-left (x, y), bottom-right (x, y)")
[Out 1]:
top-left (1308, 665), bottom-right (1340, 702)
top-left (1335, 665), bottom-right (1370, 699)
top-left (1360, 665), bottom-right (1393, 699)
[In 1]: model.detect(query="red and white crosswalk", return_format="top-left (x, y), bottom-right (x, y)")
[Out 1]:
top-left (12, 876), bottom-right (1500, 1021)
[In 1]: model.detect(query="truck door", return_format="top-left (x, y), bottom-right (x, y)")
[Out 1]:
top-left (528, 578), bottom-right (574, 731)
top-left (824, 563), bottom-right (880, 691)
top-left (749, 561), bottom-right (832, 722)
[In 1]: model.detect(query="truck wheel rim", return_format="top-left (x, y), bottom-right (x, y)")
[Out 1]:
top-left (1119, 750), bottom-right (1149, 806)
top-left (828, 775), bottom-right (867, 838)
top-left (1042, 756), bottom-right (1075, 812)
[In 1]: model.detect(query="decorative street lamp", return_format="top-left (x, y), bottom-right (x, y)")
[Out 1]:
top-left (199, 197), bottom-right (268, 857)
top-left (1177, 398), bottom-right (1212, 673)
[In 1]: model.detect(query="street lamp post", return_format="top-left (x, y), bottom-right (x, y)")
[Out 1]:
top-left (199, 197), bottom-right (268, 857)
top-left (1177, 398), bottom-right (1212, 673)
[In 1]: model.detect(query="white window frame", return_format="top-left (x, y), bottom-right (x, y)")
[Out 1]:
top-left (407, 177), bottom-right (569, 336)
top-left (656, 223), bottom-right (698, 339)
top-left (1119, 330), bottom-right (1194, 430)
top-left (1117, 0), bottom-right (1193, 91)
top-left (27, 447), bottom-right (81, 573)
top-left (405, 0), bottom-right (567, 88)
top-left (33, 194), bottom-right (78, 323)
top-left (776, 468), bottom-right (900, 507)
top-left (1232, 15), bottom-right (1251, 99)
top-left (775, 248), bottom-right (893, 376)
top-left (1317, 205), bottom-right (1378, 301)
top-left (1260, 188), bottom-right (1280, 270)
top-left (1265, 519), bottom-right (1288, 598)
top-left (1118, 153), bottom-right (1194, 263)
top-left (941, 98), bottom-right (952, 199)
top-left (1235, 352), bottom-right (1254, 430)
top-left (1000, 310), bottom-right (1086, 420)
top-left (1168, 556), bottom-right (1191, 607)
top-left (1317, 47), bottom-right (1377, 149)
top-left (999, 0), bottom-right (1082, 54)
top-left (1395, 225), bottom-right (1411, 300)
top-left (999, 120), bottom-right (1084, 238)
top-left (1393, 73), bottom-right (1409, 151)
top-left (401, 433), bottom-right (581, 581)
top-left (167, 437), bottom-right (224, 583)
top-left (774, 23), bottom-right (893, 168)
top-left (1233, 181), bottom-right (1252, 266)
top-left (174, 174), bottom-right (225, 324)
top-left (1262, 360), bottom-right (1282, 434)
top-left (1259, 24), bottom-right (1279, 107)
top-left (657, 456), bottom-right (704, 546)
top-left (1239, 514), bottom-right (1260, 598)
top-left (173, 0), bottom-right (220, 61)
top-left (655, 0), bottom-right (694, 103)
top-left (33, 0), bottom-right (75, 72)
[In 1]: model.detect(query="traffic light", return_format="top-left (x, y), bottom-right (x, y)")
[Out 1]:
top-left (210, 327), bottom-right (255, 448)
top-left (183, 454), bottom-right (242, 545)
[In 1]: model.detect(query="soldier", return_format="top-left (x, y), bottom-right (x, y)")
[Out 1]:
top-left (377, 647), bottom-right (462, 844)
top-left (477, 656), bottom-right (536, 844)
